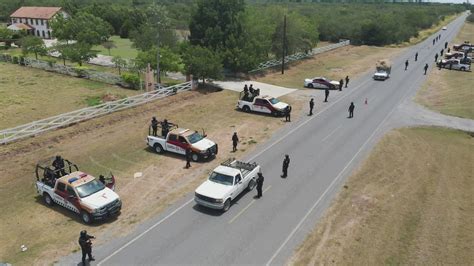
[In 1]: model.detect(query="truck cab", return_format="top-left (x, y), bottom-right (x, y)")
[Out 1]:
top-left (195, 159), bottom-right (260, 212)
top-left (35, 157), bottom-right (121, 224)
top-left (373, 60), bottom-right (391, 81)
top-left (147, 126), bottom-right (218, 162)
top-left (237, 95), bottom-right (289, 117)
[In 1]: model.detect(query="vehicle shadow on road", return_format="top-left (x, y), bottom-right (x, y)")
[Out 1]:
top-left (192, 187), bottom-right (257, 216)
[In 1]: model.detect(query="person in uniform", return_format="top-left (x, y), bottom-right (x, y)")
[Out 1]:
top-left (444, 41), bottom-right (448, 49)
top-left (447, 47), bottom-right (450, 53)
top-left (281, 155), bottom-right (290, 178)
top-left (285, 105), bottom-right (292, 122)
top-left (243, 84), bottom-right (248, 94)
top-left (232, 132), bottom-right (239, 152)
top-left (249, 84), bottom-right (255, 95)
top-left (256, 172), bottom-right (264, 198)
top-left (161, 119), bottom-right (170, 137)
top-left (405, 59), bottom-right (409, 70)
top-left (324, 88), bottom-right (329, 102)
top-left (424, 63), bottom-right (429, 75)
top-left (52, 155), bottom-right (66, 177)
top-left (151, 117), bottom-right (158, 136)
top-left (309, 98), bottom-right (314, 116)
top-left (433, 39), bottom-right (435, 45)
top-left (99, 175), bottom-right (106, 185)
top-left (435, 53), bottom-right (439, 62)
top-left (185, 148), bottom-right (192, 169)
top-left (348, 102), bottom-right (355, 118)
top-left (339, 79), bottom-right (343, 91)
top-left (79, 230), bottom-right (95, 265)
top-left (440, 48), bottom-right (444, 56)
top-left (415, 52), bottom-right (418, 61)
top-left (345, 75), bottom-right (349, 88)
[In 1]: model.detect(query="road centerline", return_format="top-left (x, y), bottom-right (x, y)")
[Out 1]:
top-left (228, 185), bottom-right (272, 224)
top-left (321, 125), bottom-right (342, 142)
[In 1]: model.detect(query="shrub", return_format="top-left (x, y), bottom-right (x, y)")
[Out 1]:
top-left (74, 66), bottom-right (89, 78)
top-left (45, 58), bottom-right (56, 68)
top-left (121, 73), bottom-right (140, 90)
top-left (12, 56), bottom-right (19, 64)
top-left (467, 13), bottom-right (474, 23)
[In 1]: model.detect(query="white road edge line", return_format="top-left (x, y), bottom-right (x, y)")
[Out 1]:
top-left (265, 64), bottom-right (422, 266)
top-left (97, 198), bottom-right (194, 266)
top-left (321, 125), bottom-right (342, 143)
top-left (248, 79), bottom-right (370, 162)
top-left (228, 185), bottom-right (272, 224)
top-left (98, 78), bottom-right (371, 265)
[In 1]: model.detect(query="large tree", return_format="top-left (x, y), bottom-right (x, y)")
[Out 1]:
top-left (182, 45), bottom-right (223, 83)
top-left (62, 43), bottom-right (98, 66)
top-left (20, 36), bottom-right (47, 60)
top-left (135, 46), bottom-right (182, 74)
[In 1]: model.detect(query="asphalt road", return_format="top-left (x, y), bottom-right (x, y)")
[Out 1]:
top-left (81, 14), bottom-right (468, 266)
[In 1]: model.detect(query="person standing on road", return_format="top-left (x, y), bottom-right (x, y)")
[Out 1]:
top-left (440, 49), bottom-right (444, 56)
top-left (345, 75), bottom-right (349, 88)
top-left (285, 105), bottom-right (292, 122)
top-left (415, 52), bottom-right (418, 61)
top-left (281, 154), bottom-right (290, 178)
top-left (232, 132), bottom-right (239, 152)
top-left (447, 47), bottom-right (450, 53)
top-left (151, 117), bottom-right (158, 136)
top-left (433, 39), bottom-right (435, 45)
top-left (445, 42), bottom-right (448, 49)
top-left (405, 59), bottom-right (409, 70)
top-left (79, 230), bottom-right (95, 265)
top-left (348, 102), bottom-right (355, 118)
top-left (339, 79), bottom-right (343, 91)
top-left (309, 98), bottom-right (314, 116)
top-left (185, 148), bottom-right (192, 168)
top-left (256, 172), bottom-right (264, 198)
top-left (324, 88), bottom-right (329, 102)
top-left (424, 63), bottom-right (429, 75)
top-left (435, 53), bottom-right (439, 62)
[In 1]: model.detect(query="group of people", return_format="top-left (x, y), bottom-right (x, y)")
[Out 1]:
top-left (150, 117), bottom-right (174, 137)
top-left (254, 154), bottom-right (290, 199)
top-left (338, 75), bottom-right (350, 91)
top-left (241, 84), bottom-right (260, 102)
top-left (433, 34), bottom-right (442, 45)
top-left (43, 155), bottom-right (66, 186)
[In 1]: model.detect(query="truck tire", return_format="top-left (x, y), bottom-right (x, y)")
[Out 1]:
top-left (80, 210), bottom-right (92, 224)
top-left (272, 110), bottom-right (279, 117)
top-left (460, 67), bottom-right (466, 71)
top-left (191, 153), bottom-right (199, 162)
top-left (154, 144), bottom-right (164, 154)
top-left (242, 105), bottom-right (251, 112)
top-left (247, 179), bottom-right (256, 191)
top-left (307, 83), bottom-right (313, 88)
top-left (223, 199), bottom-right (231, 212)
top-left (43, 193), bottom-right (54, 206)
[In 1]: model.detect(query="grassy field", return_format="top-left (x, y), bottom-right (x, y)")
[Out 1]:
top-left (254, 45), bottom-right (402, 88)
top-left (416, 22), bottom-right (474, 119)
top-left (92, 36), bottom-right (138, 59)
top-left (0, 62), bottom-right (139, 129)
top-left (290, 127), bottom-right (474, 265)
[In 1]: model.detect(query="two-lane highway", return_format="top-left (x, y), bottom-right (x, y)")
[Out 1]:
top-left (86, 13), bottom-right (468, 266)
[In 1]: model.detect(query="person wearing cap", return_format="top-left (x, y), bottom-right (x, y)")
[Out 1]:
top-left (78, 230), bottom-right (95, 265)
top-left (256, 172), bottom-right (264, 198)
top-left (281, 155), bottom-right (290, 178)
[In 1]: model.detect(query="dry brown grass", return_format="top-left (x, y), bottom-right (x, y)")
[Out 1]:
top-left (290, 127), bottom-right (474, 265)
top-left (254, 45), bottom-right (402, 88)
top-left (416, 22), bottom-right (474, 119)
top-left (0, 87), bottom-right (305, 265)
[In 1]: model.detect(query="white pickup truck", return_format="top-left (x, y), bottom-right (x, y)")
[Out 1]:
top-left (195, 159), bottom-right (261, 211)
top-left (35, 158), bottom-right (121, 224)
top-left (147, 126), bottom-right (218, 162)
top-left (237, 95), bottom-right (289, 117)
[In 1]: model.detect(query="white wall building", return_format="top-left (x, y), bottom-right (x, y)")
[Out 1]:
top-left (9, 7), bottom-right (69, 39)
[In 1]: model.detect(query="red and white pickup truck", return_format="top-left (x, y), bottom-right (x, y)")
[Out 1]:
top-left (237, 95), bottom-right (290, 117)
top-left (35, 158), bottom-right (121, 224)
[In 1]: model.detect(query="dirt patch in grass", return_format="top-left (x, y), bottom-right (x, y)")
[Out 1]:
top-left (254, 45), bottom-right (402, 88)
top-left (290, 127), bottom-right (474, 265)
top-left (0, 86), bottom-right (305, 265)
top-left (415, 22), bottom-right (474, 119)
top-left (0, 62), bottom-right (139, 129)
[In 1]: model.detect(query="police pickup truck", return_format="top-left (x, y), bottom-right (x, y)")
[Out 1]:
top-left (147, 126), bottom-right (218, 162)
top-left (35, 158), bottom-right (121, 224)
top-left (194, 159), bottom-right (261, 211)
top-left (237, 94), bottom-right (289, 117)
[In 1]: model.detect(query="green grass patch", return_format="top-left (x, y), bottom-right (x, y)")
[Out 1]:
top-left (92, 36), bottom-right (138, 59)
top-left (85, 96), bottom-right (103, 106)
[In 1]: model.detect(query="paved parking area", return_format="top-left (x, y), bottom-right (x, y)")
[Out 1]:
top-left (214, 80), bottom-right (296, 98)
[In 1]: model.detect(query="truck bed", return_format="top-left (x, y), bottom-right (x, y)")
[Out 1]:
top-left (220, 159), bottom-right (258, 177)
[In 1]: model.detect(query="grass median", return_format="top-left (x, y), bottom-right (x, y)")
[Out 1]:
top-left (290, 127), bottom-right (473, 265)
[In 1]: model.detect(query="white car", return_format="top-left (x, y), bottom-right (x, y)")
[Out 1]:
top-left (442, 26), bottom-right (447, 30)
top-left (304, 77), bottom-right (340, 89)
top-left (437, 59), bottom-right (471, 71)
top-left (237, 95), bottom-right (289, 117)
top-left (195, 159), bottom-right (260, 211)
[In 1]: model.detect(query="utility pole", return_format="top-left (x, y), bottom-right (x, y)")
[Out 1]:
top-left (281, 15), bottom-right (286, 75)
top-left (156, 31), bottom-right (160, 85)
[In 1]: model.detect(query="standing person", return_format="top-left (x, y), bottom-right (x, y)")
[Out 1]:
top-left (345, 75), bottom-right (349, 88)
top-left (309, 98), bottom-right (314, 116)
top-left (348, 102), bottom-right (355, 118)
top-left (256, 172), bottom-right (264, 198)
top-left (249, 84), bottom-right (254, 95)
top-left (285, 105), bottom-right (292, 122)
top-left (185, 148), bottom-right (192, 169)
top-left (433, 39), bottom-right (435, 45)
top-left (243, 84), bottom-right (248, 94)
top-left (447, 47), bottom-right (450, 53)
top-left (440, 49), bottom-right (444, 56)
top-left (151, 117), bottom-right (158, 136)
top-left (281, 155), bottom-right (290, 178)
top-left (324, 88), bottom-right (329, 102)
top-left (424, 63), bottom-right (429, 75)
top-left (79, 230), bottom-right (95, 265)
top-left (405, 59), bottom-right (409, 70)
top-left (445, 42), bottom-right (448, 49)
top-left (52, 155), bottom-right (66, 177)
top-left (232, 132), bottom-right (239, 152)
top-left (435, 53), bottom-right (438, 62)
top-left (161, 119), bottom-right (170, 137)
top-left (415, 52), bottom-right (418, 61)
top-left (339, 79), bottom-right (343, 91)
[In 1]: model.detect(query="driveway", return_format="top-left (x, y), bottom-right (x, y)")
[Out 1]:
top-left (214, 80), bottom-right (296, 98)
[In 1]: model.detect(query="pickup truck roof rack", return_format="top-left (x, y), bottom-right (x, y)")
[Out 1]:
top-left (148, 120), bottom-right (178, 136)
top-left (221, 158), bottom-right (258, 172)
top-left (35, 157), bottom-right (79, 181)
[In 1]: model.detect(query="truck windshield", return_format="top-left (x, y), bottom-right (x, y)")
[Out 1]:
top-left (76, 180), bottom-right (105, 198)
top-left (209, 172), bottom-right (234, 186)
top-left (187, 132), bottom-right (204, 144)
top-left (269, 98), bottom-right (280, 104)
